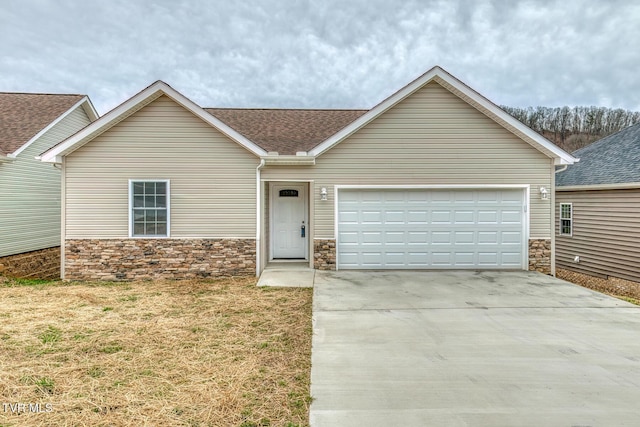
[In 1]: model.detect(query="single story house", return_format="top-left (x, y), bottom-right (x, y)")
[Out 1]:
top-left (41, 66), bottom-right (575, 281)
top-left (0, 92), bottom-right (97, 278)
top-left (556, 122), bottom-right (640, 284)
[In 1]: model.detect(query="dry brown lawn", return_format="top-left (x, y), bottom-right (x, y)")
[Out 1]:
top-left (0, 276), bottom-right (312, 426)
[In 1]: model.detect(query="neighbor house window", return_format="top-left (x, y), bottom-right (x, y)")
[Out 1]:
top-left (559, 203), bottom-right (572, 236)
top-left (129, 180), bottom-right (170, 237)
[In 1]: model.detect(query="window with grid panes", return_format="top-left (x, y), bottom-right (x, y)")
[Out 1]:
top-left (130, 181), bottom-right (169, 237)
top-left (559, 203), bottom-right (572, 236)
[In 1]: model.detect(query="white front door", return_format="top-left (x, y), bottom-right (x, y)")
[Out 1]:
top-left (271, 184), bottom-right (307, 259)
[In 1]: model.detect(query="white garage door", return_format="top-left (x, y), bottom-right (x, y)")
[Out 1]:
top-left (337, 188), bottom-right (525, 269)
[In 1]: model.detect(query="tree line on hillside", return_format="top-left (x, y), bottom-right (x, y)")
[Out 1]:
top-left (501, 105), bottom-right (640, 152)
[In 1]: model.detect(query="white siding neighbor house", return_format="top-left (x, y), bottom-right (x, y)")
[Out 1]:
top-left (40, 66), bottom-right (575, 280)
top-left (0, 93), bottom-right (97, 277)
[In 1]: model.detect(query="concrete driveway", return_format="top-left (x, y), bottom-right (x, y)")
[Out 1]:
top-left (310, 270), bottom-right (640, 426)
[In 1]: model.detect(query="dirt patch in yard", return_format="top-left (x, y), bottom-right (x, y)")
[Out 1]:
top-left (0, 276), bottom-right (312, 426)
top-left (557, 268), bottom-right (640, 305)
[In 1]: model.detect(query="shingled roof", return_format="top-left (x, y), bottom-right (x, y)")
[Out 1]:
top-left (556, 122), bottom-right (640, 187)
top-left (206, 108), bottom-right (368, 155)
top-left (0, 92), bottom-right (85, 157)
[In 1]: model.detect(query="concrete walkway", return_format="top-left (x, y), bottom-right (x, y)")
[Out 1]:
top-left (310, 270), bottom-right (640, 426)
top-left (256, 262), bottom-right (314, 287)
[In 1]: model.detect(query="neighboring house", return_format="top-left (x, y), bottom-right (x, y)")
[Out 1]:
top-left (41, 66), bottom-right (575, 281)
top-left (556, 122), bottom-right (640, 284)
top-left (0, 92), bottom-right (98, 277)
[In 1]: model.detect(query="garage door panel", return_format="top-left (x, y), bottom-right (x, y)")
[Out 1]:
top-left (454, 210), bottom-right (475, 223)
top-left (362, 232), bottom-right (382, 244)
top-left (478, 210), bottom-right (498, 223)
top-left (501, 253), bottom-right (523, 265)
top-left (384, 210), bottom-right (405, 223)
top-left (362, 211), bottom-right (382, 223)
top-left (337, 189), bottom-right (525, 270)
top-left (501, 211), bottom-right (522, 223)
top-left (384, 231), bottom-right (405, 244)
top-left (432, 252), bottom-right (453, 265)
top-left (454, 252), bottom-right (475, 265)
top-left (432, 211), bottom-right (452, 223)
top-left (339, 210), bottom-right (359, 223)
top-left (502, 232), bottom-right (523, 244)
top-left (478, 232), bottom-right (498, 244)
top-left (408, 232), bottom-right (428, 244)
top-left (431, 231), bottom-right (451, 244)
top-left (454, 231), bottom-right (474, 244)
top-left (407, 210), bottom-right (428, 223)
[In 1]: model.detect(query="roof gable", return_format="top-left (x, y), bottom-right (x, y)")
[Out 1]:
top-left (0, 93), bottom-right (96, 157)
top-left (556, 122), bottom-right (640, 187)
top-left (40, 81), bottom-right (268, 163)
top-left (308, 66), bottom-right (576, 165)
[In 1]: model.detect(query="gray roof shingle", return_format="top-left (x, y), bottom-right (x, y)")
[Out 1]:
top-left (556, 122), bottom-right (640, 186)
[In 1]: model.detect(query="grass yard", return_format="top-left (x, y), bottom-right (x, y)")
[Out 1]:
top-left (0, 276), bottom-right (312, 426)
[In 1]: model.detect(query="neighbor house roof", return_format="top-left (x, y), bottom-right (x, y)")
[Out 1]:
top-left (206, 108), bottom-right (367, 155)
top-left (556, 122), bottom-right (640, 187)
top-left (0, 93), bottom-right (88, 157)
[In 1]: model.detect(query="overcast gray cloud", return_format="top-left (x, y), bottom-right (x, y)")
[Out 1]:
top-left (1, 0), bottom-right (638, 114)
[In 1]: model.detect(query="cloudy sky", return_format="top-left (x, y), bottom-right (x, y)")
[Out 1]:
top-left (1, 0), bottom-right (638, 115)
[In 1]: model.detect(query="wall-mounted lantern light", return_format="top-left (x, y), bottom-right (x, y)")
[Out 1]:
top-left (539, 186), bottom-right (549, 200)
top-left (320, 187), bottom-right (328, 201)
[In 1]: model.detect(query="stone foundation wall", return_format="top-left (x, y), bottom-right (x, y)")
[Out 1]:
top-left (65, 239), bottom-right (256, 281)
top-left (529, 239), bottom-right (551, 274)
top-left (0, 247), bottom-right (61, 280)
top-left (314, 239), bottom-right (336, 270)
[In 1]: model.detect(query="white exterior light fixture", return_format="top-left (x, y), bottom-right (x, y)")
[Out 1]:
top-left (320, 187), bottom-right (328, 201)
top-left (539, 186), bottom-right (549, 200)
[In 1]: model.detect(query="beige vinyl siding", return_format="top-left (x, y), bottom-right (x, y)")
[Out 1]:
top-left (556, 188), bottom-right (640, 282)
top-left (0, 107), bottom-right (92, 257)
top-left (65, 95), bottom-right (258, 239)
top-left (262, 81), bottom-right (552, 239)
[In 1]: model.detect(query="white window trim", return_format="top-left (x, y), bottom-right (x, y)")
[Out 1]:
top-left (128, 179), bottom-right (171, 238)
top-left (559, 202), bottom-right (572, 237)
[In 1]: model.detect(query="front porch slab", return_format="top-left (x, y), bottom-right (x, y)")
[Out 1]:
top-left (257, 262), bottom-right (315, 287)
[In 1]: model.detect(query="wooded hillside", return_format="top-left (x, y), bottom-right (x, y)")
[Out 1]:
top-left (501, 106), bottom-right (640, 152)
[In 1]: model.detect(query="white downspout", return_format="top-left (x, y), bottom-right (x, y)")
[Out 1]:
top-left (255, 159), bottom-right (265, 276)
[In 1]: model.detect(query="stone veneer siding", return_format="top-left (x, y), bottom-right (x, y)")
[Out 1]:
top-left (65, 239), bottom-right (256, 281)
top-left (529, 238), bottom-right (551, 275)
top-left (0, 246), bottom-right (61, 280)
top-left (314, 239), bottom-right (336, 270)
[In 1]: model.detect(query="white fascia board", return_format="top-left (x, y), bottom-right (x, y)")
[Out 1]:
top-left (557, 182), bottom-right (640, 191)
top-left (41, 81), bottom-right (267, 163)
top-left (14, 97), bottom-right (95, 159)
top-left (0, 155), bottom-right (15, 163)
top-left (309, 65), bottom-right (577, 166)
